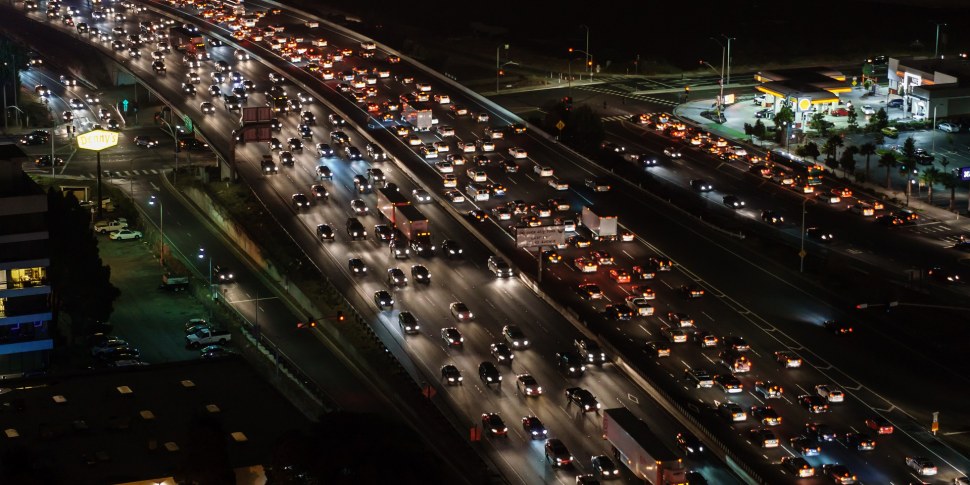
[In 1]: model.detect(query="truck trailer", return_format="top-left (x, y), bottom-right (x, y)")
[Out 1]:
top-left (602, 408), bottom-right (687, 485)
top-left (376, 188), bottom-right (434, 255)
top-left (581, 205), bottom-right (618, 241)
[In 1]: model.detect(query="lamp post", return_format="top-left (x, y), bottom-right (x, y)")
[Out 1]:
top-left (710, 38), bottom-right (726, 120)
top-left (935, 23), bottom-right (946, 58)
top-left (800, 197), bottom-right (808, 273)
top-left (579, 25), bottom-right (590, 76)
top-left (198, 247), bottom-right (213, 321)
top-left (149, 195), bottom-right (164, 265)
top-left (495, 44), bottom-right (508, 93)
top-left (159, 112), bottom-right (179, 183)
top-left (569, 48), bottom-right (592, 82)
top-left (722, 35), bottom-right (735, 86)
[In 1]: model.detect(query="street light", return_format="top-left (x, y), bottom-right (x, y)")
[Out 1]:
top-left (197, 247), bottom-right (213, 321)
top-left (148, 195), bottom-right (164, 264)
top-left (158, 110), bottom-right (180, 183)
top-left (495, 44), bottom-right (508, 93)
top-left (800, 197), bottom-right (808, 273)
top-left (569, 47), bottom-right (593, 80)
top-left (579, 24), bottom-right (590, 76)
top-left (710, 38), bottom-right (726, 120)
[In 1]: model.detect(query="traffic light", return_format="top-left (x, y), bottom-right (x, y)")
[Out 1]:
top-left (498, 69), bottom-right (505, 76)
top-left (336, 311), bottom-right (345, 322)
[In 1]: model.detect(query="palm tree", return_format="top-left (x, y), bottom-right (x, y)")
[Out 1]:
top-left (941, 172), bottom-right (959, 211)
top-left (919, 167), bottom-right (942, 205)
top-left (822, 134), bottom-right (844, 167)
top-left (878, 152), bottom-right (899, 189)
top-left (839, 146), bottom-right (859, 179)
top-left (859, 142), bottom-right (877, 182)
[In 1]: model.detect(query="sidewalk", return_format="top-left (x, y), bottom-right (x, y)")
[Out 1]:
top-left (674, 96), bottom-right (970, 231)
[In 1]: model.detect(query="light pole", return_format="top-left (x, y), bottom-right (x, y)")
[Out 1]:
top-left (722, 35), bottom-right (735, 86)
top-left (495, 44), bottom-right (508, 93)
top-left (800, 197), bottom-right (808, 273)
top-left (569, 48), bottom-right (592, 82)
top-left (159, 112), bottom-right (179, 183)
top-left (198, 247), bottom-right (213, 321)
top-left (149, 195), bottom-right (164, 264)
top-left (710, 38), bottom-right (726, 120)
top-left (580, 25), bottom-right (590, 76)
top-left (935, 23), bottom-right (946, 58)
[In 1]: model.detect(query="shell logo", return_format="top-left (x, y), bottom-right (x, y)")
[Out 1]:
top-left (798, 98), bottom-right (811, 111)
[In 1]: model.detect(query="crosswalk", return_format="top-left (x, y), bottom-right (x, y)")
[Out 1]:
top-left (904, 223), bottom-right (966, 245)
top-left (601, 115), bottom-right (632, 123)
top-left (27, 168), bottom-right (166, 179)
top-left (575, 84), bottom-right (679, 108)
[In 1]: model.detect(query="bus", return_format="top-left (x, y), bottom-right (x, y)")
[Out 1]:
top-left (772, 148), bottom-right (825, 186)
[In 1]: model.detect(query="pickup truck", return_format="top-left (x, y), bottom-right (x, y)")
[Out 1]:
top-left (94, 218), bottom-right (129, 234)
top-left (185, 327), bottom-right (231, 348)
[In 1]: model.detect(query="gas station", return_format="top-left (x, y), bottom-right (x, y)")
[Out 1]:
top-left (752, 67), bottom-right (852, 127)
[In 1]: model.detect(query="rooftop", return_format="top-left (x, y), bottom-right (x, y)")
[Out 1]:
top-left (0, 356), bottom-right (311, 484)
top-left (897, 56), bottom-right (970, 81)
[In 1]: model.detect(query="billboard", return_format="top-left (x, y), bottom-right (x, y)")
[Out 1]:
top-left (514, 225), bottom-right (565, 248)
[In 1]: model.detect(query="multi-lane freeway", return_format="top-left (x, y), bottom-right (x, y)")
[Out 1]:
top-left (12, 0), bottom-right (970, 483)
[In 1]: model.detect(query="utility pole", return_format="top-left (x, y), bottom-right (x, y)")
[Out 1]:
top-left (723, 35), bottom-right (735, 86)
top-left (934, 23), bottom-right (946, 58)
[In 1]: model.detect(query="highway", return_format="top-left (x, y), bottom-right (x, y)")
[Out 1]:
top-left (13, 0), bottom-right (970, 483)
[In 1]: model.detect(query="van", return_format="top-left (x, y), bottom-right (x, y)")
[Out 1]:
top-left (467, 183), bottom-right (490, 201)
top-left (753, 94), bottom-right (767, 106)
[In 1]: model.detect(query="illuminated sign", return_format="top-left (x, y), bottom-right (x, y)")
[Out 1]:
top-left (76, 130), bottom-right (119, 151)
top-left (960, 166), bottom-right (970, 182)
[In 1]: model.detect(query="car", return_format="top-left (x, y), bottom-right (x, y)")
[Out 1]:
top-left (200, 101), bottom-right (215, 114)
top-left (664, 147), bottom-right (682, 158)
top-left (585, 177), bottom-right (612, 192)
top-left (749, 428), bottom-right (779, 448)
top-left (291, 193), bottom-right (310, 209)
top-left (798, 395), bottom-right (829, 414)
top-left (823, 320), bottom-right (853, 335)
top-left (689, 179), bottom-right (713, 192)
top-left (815, 384), bottom-right (845, 403)
top-left (841, 432), bottom-right (876, 451)
top-left (674, 432), bottom-right (703, 455)
top-left (805, 421), bottom-right (837, 442)
top-left (861, 105), bottom-right (876, 115)
top-left (387, 268), bottom-right (408, 287)
top-left (440, 364), bottom-right (462, 385)
top-left (516, 373), bottom-right (542, 396)
top-left (449, 302), bottom-right (473, 321)
top-left (666, 312), bottom-right (694, 328)
top-left (310, 184), bottom-right (329, 200)
top-left (760, 210), bottom-right (784, 225)
top-left (213, 265), bottom-right (235, 283)
top-left (557, 351), bottom-right (587, 376)
top-left (442, 239), bottom-right (463, 258)
top-left (681, 284), bottom-right (705, 299)
top-left (106, 119), bottom-right (121, 131)
top-left (691, 329), bottom-right (718, 348)
top-left (409, 264), bottom-right (430, 285)
top-left (200, 345), bottom-right (233, 359)
top-left (575, 338), bottom-right (607, 365)
top-left (720, 349), bottom-right (751, 373)
top-left (608, 268), bottom-right (631, 284)
top-left (520, 415), bottom-right (548, 440)
top-left (565, 387), bottom-right (600, 413)
top-left (481, 413), bottom-right (507, 437)
top-left (805, 227), bottom-right (835, 243)
top-left (722, 335), bottom-right (749, 352)
top-left (440, 327), bottom-right (463, 346)
top-left (109, 229), bottom-right (143, 240)
top-left (373, 290), bottom-right (394, 310)
top-left (590, 455), bottom-right (619, 479)
top-left (781, 456), bottom-right (815, 478)
top-left (928, 266), bottom-right (962, 284)
top-left (881, 126), bottom-right (899, 138)
top-left (821, 464), bottom-right (857, 484)
top-left (347, 258), bottom-right (367, 276)
top-left (938, 122), bottom-right (961, 133)
top-left (503, 325), bottom-right (529, 348)
top-left (479, 361), bottom-right (502, 385)
top-left (752, 405), bottom-right (782, 426)
top-left (904, 456), bottom-right (937, 476)
top-left (545, 438), bottom-right (572, 467)
top-left (490, 342), bottom-right (514, 363)
top-left (864, 416), bottom-right (893, 434)
top-left (97, 346), bottom-right (141, 362)
top-left (412, 189), bottom-right (431, 203)
top-left (722, 194), bottom-right (748, 209)
top-left (714, 373), bottom-right (743, 393)
top-left (314, 223), bottom-right (335, 241)
top-left (685, 368), bottom-right (714, 388)
top-left (717, 401), bottom-right (746, 422)
top-left (576, 283), bottom-right (603, 300)
top-left (350, 199), bottom-right (368, 215)
top-left (754, 380), bottom-right (784, 399)
top-left (91, 337), bottom-right (130, 356)
top-left (133, 136), bottom-right (159, 148)
top-left (34, 155), bottom-right (65, 167)
top-left (644, 341), bottom-right (671, 358)
top-left (774, 351), bottom-right (802, 368)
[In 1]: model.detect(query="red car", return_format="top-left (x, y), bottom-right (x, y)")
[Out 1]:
top-left (865, 416), bottom-right (894, 435)
top-left (831, 107), bottom-right (850, 116)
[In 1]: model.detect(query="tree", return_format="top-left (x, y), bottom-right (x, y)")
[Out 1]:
top-left (873, 108), bottom-right (889, 130)
top-left (822, 134), bottom-right (844, 166)
top-left (872, 131), bottom-right (885, 146)
top-left (809, 112), bottom-right (832, 136)
top-left (773, 104), bottom-right (794, 131)
top-left (839, 145), bottom-right (859, 179)
top-left (941, 172), bottom-right (960, 211)
top-left (878, 152), bottom-right (899, 189)
top-left (858, 142), bottom-right (877, 182)
top-left (846, 108), bottom-right (859, 131)
top-left (901, 136), bottom-right (917, 169)
top-left (802, 141), bottom-right (820, 161)
top-left (919, 167), bottom-right (942, 205)
top-left (743, 119), bottom-right (767, 139)
top-left (939, 155), bottom-right (950, 174)
top-left (46, 189), bottom-right (121, 343)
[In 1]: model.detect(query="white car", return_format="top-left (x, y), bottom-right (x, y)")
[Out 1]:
top-left (442, 174), bottom-right (458, 187)
top-left (457, 141), bottom-right (476, 153)
top-left (664, 147), bottom-right (682, 158)
top-left (466, 169), bottom-right (487, 182)
top-left (534, 165), bottom-right (554, 177)
top-left (508, 147), bottom-right (528, 159)
top-left (938, 122), bottom-right (961, 133)
top-left (815, 384), bottom-right (845, 403)
top-left (445, 189), bottom-right (465, 203)
top-left (861, 105), bottom-right (876, 115)
top-left (436, 125), bottom-right (455, 137)
top-left (625, 296), bottom-right (654, 316)
top-left (109, 229), bottom-right (143, 240)
top-left (435, 160), bottom-right (454, 173)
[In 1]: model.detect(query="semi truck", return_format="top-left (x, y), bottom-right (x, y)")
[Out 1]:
top-left (376, 188), bottom-right (434, 255)
top-left (402, 100), bottom-right (435, 131)
top-left (603, 408), bottom-right (687, 484)
top-left (581, 206), bottom-right (618, 241)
